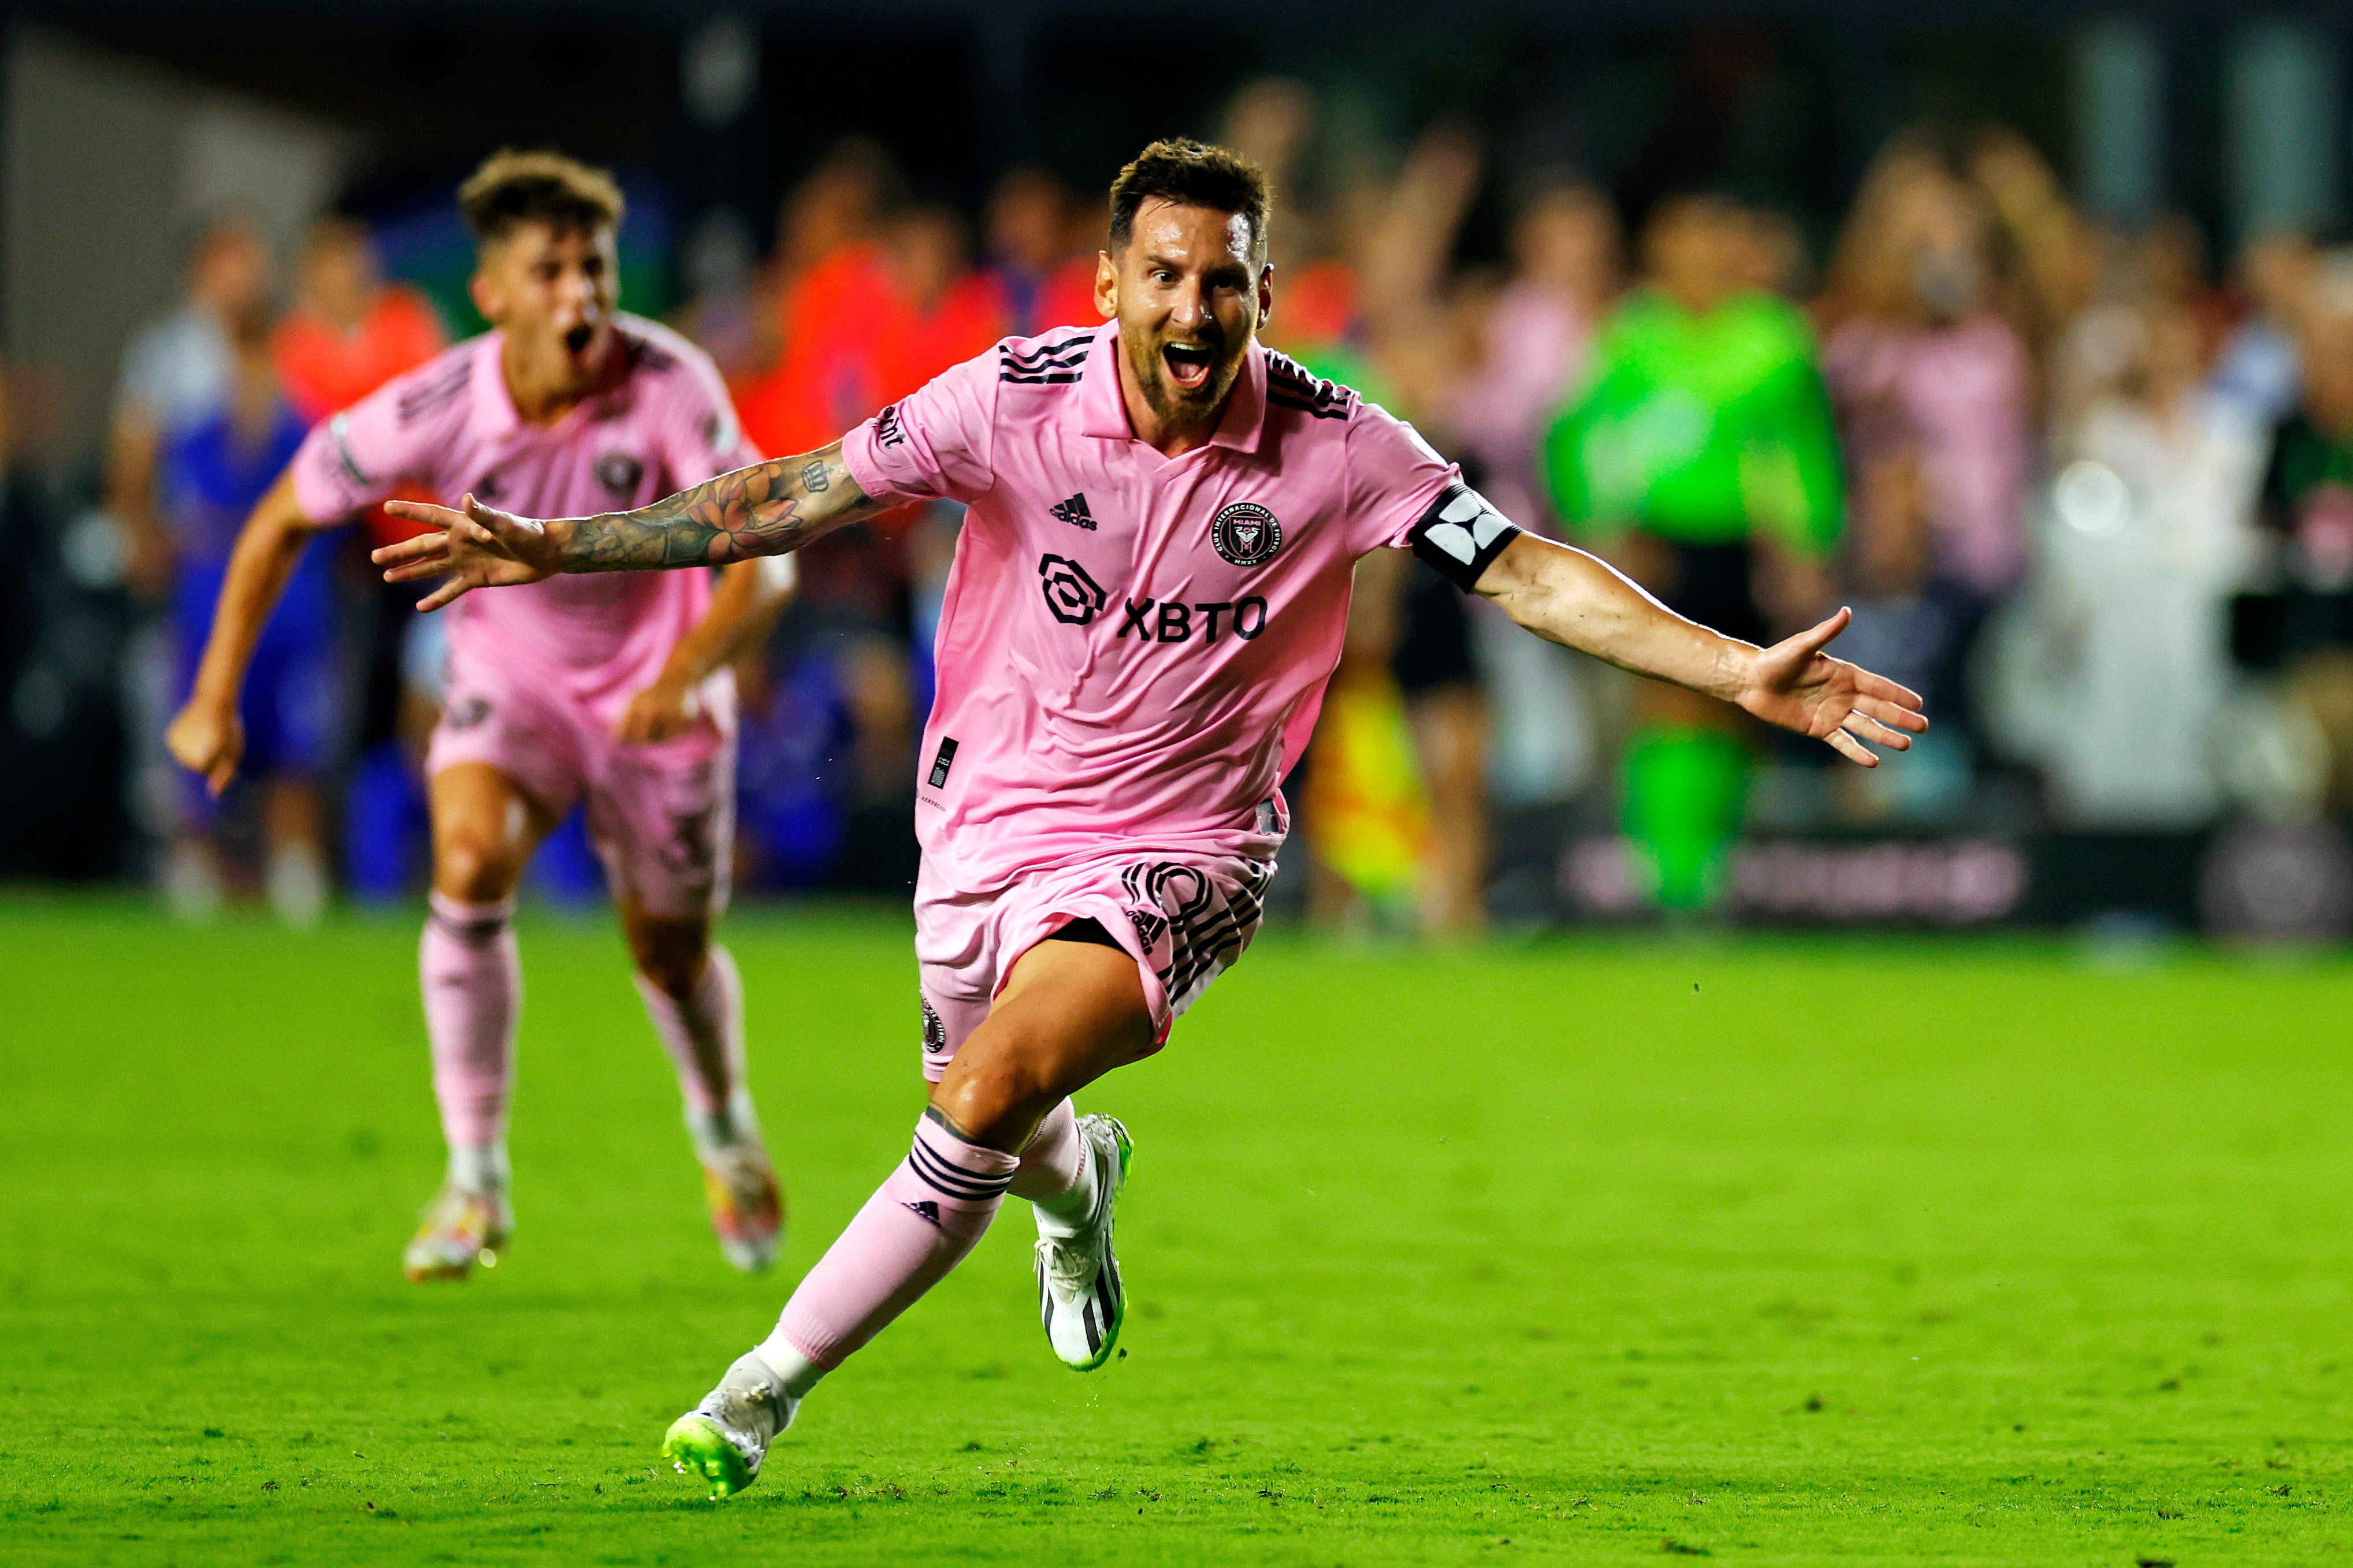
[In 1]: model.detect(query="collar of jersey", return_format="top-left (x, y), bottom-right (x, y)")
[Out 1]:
top-left (473, 327), bottom-right (627, 441)
top-left (1076, 321), bottom-right (1267, 457)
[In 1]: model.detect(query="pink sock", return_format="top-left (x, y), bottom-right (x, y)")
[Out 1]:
top-left (419, 892), bottom-right (520, 1154)
top-left (1009, 1098), bottom-right (1087, 1208)
top-left (634, 944), bottom-right (746, 1132)
top-left (768, 1115), bottom-right (1020, 1370)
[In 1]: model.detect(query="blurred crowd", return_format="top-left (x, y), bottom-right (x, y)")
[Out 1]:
top-left (12, 78), bottom-right (2353, 930)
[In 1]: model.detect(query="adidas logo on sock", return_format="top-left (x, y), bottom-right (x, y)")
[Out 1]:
top-left (1050, 493), bottom-right (1096, 531)
top-left (902, 1200), bottom-right (942, 1228)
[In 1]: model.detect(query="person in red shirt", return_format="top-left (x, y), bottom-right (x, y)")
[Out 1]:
top-left (271, 216), bottom-right (451, 911)
top-left (982, 169), bottom-right (1101, 338)
top-left (273, 217), bottom-right (448, 552)
top-left (275, 217), bottom-right (447, 426)
top-left (877, 203), bottom-right (1007, 392)
top-left (739, 192), bottom-right (1010, 809)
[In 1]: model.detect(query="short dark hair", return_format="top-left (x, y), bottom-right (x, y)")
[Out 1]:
top-left (1107, 138), bottom-right (1271, 262)
top-left (459, 150), bottom-right (625, 249)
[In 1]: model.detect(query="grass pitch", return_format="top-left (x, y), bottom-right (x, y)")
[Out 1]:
top-left (2, 895), bottom-right (2350, 1566)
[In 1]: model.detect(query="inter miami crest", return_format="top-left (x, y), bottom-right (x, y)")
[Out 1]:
top-left (594, 450), bottom-right (645, 495)
top-left (1209, 501), bottom-right (1283, 568)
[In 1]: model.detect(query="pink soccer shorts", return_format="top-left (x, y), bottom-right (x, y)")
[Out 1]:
top-left (911, 847), bottom-right (1276, 1083)
top-left (426, 652), bottom-right (737, 921)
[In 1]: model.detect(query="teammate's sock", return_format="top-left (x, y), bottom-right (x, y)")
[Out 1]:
top-left (634, 944), bottom-right (752, 1143)
top-left (1622, 727), bottom-right (1750, 912)
top-left (764, 1113), bottom-right (1018, 1373)
top-left (686, 1088), bottom-right (761, 1154)
top-left (1011, 1098), bottom-right (1098, 1239)
top-left (447, 1139), bottom-right (510, 1195)
top-left (420, 892), bottom-right (521, 1152)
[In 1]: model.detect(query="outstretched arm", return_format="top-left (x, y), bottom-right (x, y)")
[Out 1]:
top-left (163, 471), bottom-right (330, 794)
top-left (373, 441), bottom-right (884, 611)
top-left (1473, 531), bottom-right (1927, 767)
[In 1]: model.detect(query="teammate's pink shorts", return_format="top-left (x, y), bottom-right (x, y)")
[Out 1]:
top-left (912, 847), bottom-right (1277, 1083)
top-left (426, 652), bottom-right (736, 921)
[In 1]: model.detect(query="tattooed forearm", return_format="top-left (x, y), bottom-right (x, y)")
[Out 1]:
top-left (562, 441), bottom-right (877, 571)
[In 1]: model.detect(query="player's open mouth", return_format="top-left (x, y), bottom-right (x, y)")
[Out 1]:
top-left (564, 323), bottom-right (596, 356)
top-left (1162, 342), bottom-right (1214, 390)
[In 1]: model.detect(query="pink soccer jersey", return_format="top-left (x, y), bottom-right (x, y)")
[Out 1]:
top-left (291, 315), bottom-right (761, 718)
top-left (841, 322), bottom-right (1511, 896)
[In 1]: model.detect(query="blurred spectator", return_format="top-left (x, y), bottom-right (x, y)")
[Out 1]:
top-left (1964, 126), bottom-right (2101, 408)
top-left (1254, 111), bottom-right (1496, 936)
top-left (1440, 180), bottom-right (1620, 818)
top-left (108, 213), bottom-right (274, 602)
top-left (733, 138), bottom-right (902, 453)
top-left (673, 213), bottom-right (768, 389)
top-left (159, 299), bottom-right (333, 922)
top-left (738, 140), bottom-right (903, 460)
top-left (880, 203), bottom-right (1008, 389)
top-left (1818, 142), bottom-right (2033, 773)
top-left (1737, 205), bottom-right (1813, 300)
top-left (270, 214), bottom-right (449, 904)
top-left (1989, 294), bottom-right (2262, 825)
top-left (983, 167), bottom-right (1099, 336)
top-left (734, 147), bottom-right (1009, 887)
top-left (272, 217), bottom-right (446, 426)
top-left (1446, 180), bottom-right (1620, 537)
top-left (2210, 232), bottom-right (2316, 430)
top-left (1545, 191), bottom-right (1843, 908)
top-left (2244, 254), bottom-right (2353, 809)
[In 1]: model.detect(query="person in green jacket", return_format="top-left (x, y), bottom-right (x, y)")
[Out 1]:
top-left (1544, 192), bottom-right (1845, 910)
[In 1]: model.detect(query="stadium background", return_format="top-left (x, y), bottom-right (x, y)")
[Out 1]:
top-left (10, 0), bottom-right (2353, 937)
top-left (9, 7), bottom-right (2353, 1565)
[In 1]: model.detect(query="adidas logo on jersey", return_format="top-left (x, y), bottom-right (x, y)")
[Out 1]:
top-left (1050, 493), bottom-right (1096, 531)
top-left (902, 1200), bottom-right (942, 1228)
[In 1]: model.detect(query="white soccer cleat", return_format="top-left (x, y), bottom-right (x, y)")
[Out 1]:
top-left (401, 1182), bottom-right (512, 1283)
top-left (663, 1351), bottom-right (797, 1499)
top-left (1033, 1113), bottom-right (1132, 1372)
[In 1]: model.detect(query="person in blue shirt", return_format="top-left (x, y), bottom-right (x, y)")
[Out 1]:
top-left (163, 299), bottom-right (337, 921)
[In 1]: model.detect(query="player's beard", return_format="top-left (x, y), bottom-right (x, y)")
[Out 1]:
top-left (1121, 321), bottom-right (1243, 430)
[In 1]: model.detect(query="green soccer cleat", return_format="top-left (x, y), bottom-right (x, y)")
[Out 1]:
top-left (1033, 1113), bottom-right (1132, 1372)
top-left (663, 1351), bottom-right (797, 1499)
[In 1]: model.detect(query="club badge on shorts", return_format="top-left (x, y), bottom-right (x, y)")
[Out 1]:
top-left (1209, 501), bottom-right (1283, 568)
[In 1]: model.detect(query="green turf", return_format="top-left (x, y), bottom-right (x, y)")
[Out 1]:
top-left (3, 893), bottom-right (2350, 1565)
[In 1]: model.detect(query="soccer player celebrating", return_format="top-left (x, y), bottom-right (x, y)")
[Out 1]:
top-left (375, 140), bottom-right (1926, 1495)
top-left (166, 152), bottom-right (792, 1282)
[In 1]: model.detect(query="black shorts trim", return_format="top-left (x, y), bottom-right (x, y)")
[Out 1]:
top-left (1047, 916), bottom-right (1126, 952)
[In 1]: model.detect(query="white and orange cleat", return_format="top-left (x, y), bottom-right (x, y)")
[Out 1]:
top-left (402, 1183), bottom-right (512, 1282)
top-left (699, 1141), bottom-right (785, 1273)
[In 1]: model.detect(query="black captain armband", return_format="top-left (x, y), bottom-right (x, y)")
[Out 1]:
top-left (1405, 483), bottom-right (1522, 592)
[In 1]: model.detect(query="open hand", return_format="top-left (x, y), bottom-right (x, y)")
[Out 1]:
top-left (1735, 607), bottom-right (1928, 767)
top-left (373, 495), bottom-right (565, 612)
top-left (164, 699), bottom-right (243, 796)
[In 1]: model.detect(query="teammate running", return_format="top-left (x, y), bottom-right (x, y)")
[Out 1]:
top-left (374, 139), bottom-right (1927, 1495)
top-left (166, 151), bottom-right (793, 1282)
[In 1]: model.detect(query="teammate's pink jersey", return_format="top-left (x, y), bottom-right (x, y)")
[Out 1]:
top-left (292, 315), bottom-right (760, 714)
top-left (843, 321), bottom-right (1486, 895)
